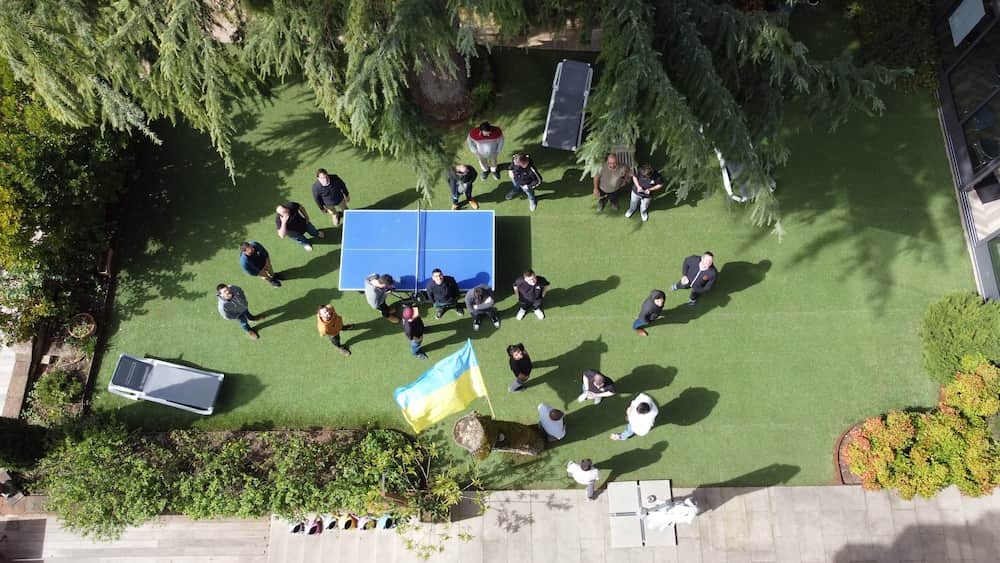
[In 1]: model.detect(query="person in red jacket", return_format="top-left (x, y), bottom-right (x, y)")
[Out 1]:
top-left (466, 122), bottom-right (505, 180)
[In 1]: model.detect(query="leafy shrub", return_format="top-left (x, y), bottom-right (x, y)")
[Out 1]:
top-left (39, 417), bottom-right (171, 539)
top-left (172, 433), bottom-right (269, 519)
top-left (845, 359), bottom-right (1000, 498)
top-left (24, 367), bottom-right (85, 427)
top-left (920, 293), bottom-right (1000, 383)
top-left (267, 434), bottom-right (342, 520)
top-left (0, 418), bottom-right (48, 471)
top-left (845, 0), bottom-right (937, 91)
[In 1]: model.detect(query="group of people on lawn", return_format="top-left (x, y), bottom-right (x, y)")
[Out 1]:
top-left (214, 120), bottom-right (720, 499)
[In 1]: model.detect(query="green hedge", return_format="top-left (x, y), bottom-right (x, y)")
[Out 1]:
top-left (846, 0), bottom-right (937, 92)
top-left (920, 292), bottom-right (1000, 383)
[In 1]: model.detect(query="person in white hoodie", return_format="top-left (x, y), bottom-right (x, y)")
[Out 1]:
top-left (610, 393), bottom-right (658, 440)
top-left (566, 458), bottom-right (599, 500)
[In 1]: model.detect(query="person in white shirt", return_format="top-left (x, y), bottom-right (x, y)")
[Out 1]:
top-left (538, 403), bottom-right (566, 441)
top-left (610, 393), bottom-right (658, 440)
top-left (566, 458), bottom-right (599, 500)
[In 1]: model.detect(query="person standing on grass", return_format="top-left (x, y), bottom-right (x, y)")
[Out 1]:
top-left (507, 343), bottom-right (532, 392)
top-left (401, 305), bottom-right (428, 360)
top-left (316, 304), bottom-right (353, 357)
top-left (276, 202), bottom-right (324, 251)
top-left (670, 252), bottom-right (717, 307)
top-left (610, 392), bottom-right (659, 440)
top-left (426, 268), bottom-right (464, 319)
top-left (505, 153), bottom-right (543, 212)
top-left (593, 153), bottom-right (630, 211)
top-left (465, 284), bottom-right (500, 331)
top-left (216, 283), bottom-right (265, 340)
top-left (538, 403), bottom-right (566, 442)
top-left (365, 273), bottom-right (400, 323)
top-left (566, 458), bottom-right (599, 500)
top-left (625, 164), bottom-right (665, 222)
top-left (513, 269), bottom-right (550, 320)
top-left (633, 290), bottom-right (666, 336)
top-left (577, 369), bottom-right (616, 405)
top-left (239, 241), bottom-right (281, 288)
top-left (447, 164), bottom-right (480, 210)
top-left (311, 168), bottom-right (350, 227)
top-left (466, 122), bottom-right (505, 180)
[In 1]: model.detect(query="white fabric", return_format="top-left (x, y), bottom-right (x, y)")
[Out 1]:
top-left (626, 392), bottom-right (658, 436)
top-left (538, 403), bottom-right (566, 439)
top-left (644, 498), bottom-right (699, 530)
top-left (566, 462), bottom-right (599, 485)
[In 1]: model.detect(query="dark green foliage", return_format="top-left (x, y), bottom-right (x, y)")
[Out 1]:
top-left (39, 417), bottom-right (172, 540)
top-left (846, 0), bottom-right (937, 91)
top-left (0, 63), bottom-right (128, 343)
top-left (920, 292), bottom-right (1000, 383)
top-left (0, 418), bottom-right (47, 471)
top-left (172, 432), bottom-right (269, 519)
top-left (266, 434), bottom-right (343, 520)
top-left (31, 368), bottom-right (84, 410)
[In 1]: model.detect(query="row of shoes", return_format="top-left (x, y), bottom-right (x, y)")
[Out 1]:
top-left (286, 513), bottom-right (396, 534)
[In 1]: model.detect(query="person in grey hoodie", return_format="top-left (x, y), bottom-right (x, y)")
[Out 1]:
top-left (216, 283), bottom-right (265, 339)
top-left (465, 284), bottom-right (500, 331)
top-left (633, 289), bottom-right (666, 336)
top-left (364, 273), bottom-right (400, 323)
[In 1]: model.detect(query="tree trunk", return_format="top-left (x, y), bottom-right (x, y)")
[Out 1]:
top-left (409, 51), bottom-right (472, 124)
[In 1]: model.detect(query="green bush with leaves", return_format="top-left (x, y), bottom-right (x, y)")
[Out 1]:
top-left (24, 367), bottom-right (85, 427)
top-left (0, 418), bottom-right (47, 471)
top-left (920, 292), bottom-right (1000, 383)
top-left (173, 434), bottom-right (269, 519)
top-left (846, 0), bottom-right (936, 91)
top-left (39, 417), bottom-right (171, 540)
top-left (267, 434), bottom-right (342, 520)
top-left (845, 359), bottom-right (1000, 498)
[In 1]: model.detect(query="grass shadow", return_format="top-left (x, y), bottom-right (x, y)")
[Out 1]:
top-left (600, 440), bottom-right (670, 488)
top-left (658, 387), bottom-right (720, 426)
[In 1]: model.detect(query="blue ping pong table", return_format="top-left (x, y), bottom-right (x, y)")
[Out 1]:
top-left (338, 209), bottom-right (495, 293)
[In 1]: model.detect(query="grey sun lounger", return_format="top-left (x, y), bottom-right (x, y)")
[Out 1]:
top-left (542, 60), bottom-right (593, 152)
top-left (108, 354), bottom-right (224, 415)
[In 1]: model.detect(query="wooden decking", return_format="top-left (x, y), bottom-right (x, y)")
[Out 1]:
top-left (0, 516), bottom-right (269, 563)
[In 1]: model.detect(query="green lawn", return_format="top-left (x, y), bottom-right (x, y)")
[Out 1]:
top-left (95, 20), bottom-right (971, 488)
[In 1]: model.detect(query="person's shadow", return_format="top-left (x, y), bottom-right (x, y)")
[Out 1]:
top-left (544, 275), bottom-right (620, 310)
top-left (599, 440), bottom-right (670, 493)
top-left (658, 387), bottom-right (720, 426)
top-left (661, 259), bottom-right (772, 323)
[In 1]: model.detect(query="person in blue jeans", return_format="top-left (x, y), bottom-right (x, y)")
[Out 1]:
top-left (401, 305), bottom-right (428, 360)
top-left (275, 202), bottom-right (324, 251)
top-left (505, 153), bottom-right (543, 212)
top-left (216, 284), bottom-right (265, 340)
top-left (610, 393), bottom-right (659, 440)
top-left (632, 289), bottom-right (666, 336)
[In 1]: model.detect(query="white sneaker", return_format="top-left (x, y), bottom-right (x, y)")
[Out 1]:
top-left (625, 210), bottom-right (634, 219)
top-left (594, 397), bottom-right (602, 405)
top-left (641, 211), bottom-right (649, 222)
top-left (493, 320), bottom-right (501, 328)
top-left (533, 309), bottom-right (544, 320)
top-left (529, 201), bottom-right (537, 212)
top-left (516, 308), bottom-right (527, 320)
top-left (303, 244), bottom-right (313, 252)
top-left (577, 392), bottom-right (588, 402)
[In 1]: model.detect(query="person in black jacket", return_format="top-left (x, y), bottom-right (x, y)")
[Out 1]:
top-left (625, 164), bottom-right (665, 222)
top-left (447, 164), bottom-right (479, 210)
top-left (507, 343), bottom-right (532, 392)
top-left (311, 168), bottom-right (351, 227)
top-left (513, 269), bottom-right (550, 320)
top-left (401, 305), bottom-right (427, 360)
top-left (425, 269), bottom-right (464, 319)
top-left (504, 153), bottom-right (543, 212)
top-left (671, 252), bottom-right (717, 306)
top-left (632, 290), bottom-right (666, 336)
top-left (276, 202), bottom-right (324, 251)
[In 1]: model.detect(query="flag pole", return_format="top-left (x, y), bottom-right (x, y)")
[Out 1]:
top-left (482, 383), bottom-right (496, 418)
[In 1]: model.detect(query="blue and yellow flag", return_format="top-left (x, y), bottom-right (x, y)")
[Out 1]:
top-left (394, 339), bottom-right (487, 432)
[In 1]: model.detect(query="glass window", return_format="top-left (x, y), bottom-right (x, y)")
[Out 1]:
top-left (949, 33), bottom-right (1000, 119)
top-left (937, 0), bottom-right (995, 69)
top-left (963, 92), bottom-right (1000, 173)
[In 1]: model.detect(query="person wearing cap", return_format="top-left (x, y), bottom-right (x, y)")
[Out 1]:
top-left (466, 121), bottom-right (505, 180)
top-left (401, 305), bottom-right (427, 360)
top-left (670, 252), bottom-right (717, 306)
top-left (316, 304), bottom-right (353, 357)
top-left (311, 168), bottom-right (351, 227)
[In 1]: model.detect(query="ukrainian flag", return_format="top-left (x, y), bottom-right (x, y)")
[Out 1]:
top-left (394, 340), bottom-right (487, 432)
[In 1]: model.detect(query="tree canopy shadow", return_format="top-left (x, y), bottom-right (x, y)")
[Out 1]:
top-left (833, 515), bottom-right (1000, 562)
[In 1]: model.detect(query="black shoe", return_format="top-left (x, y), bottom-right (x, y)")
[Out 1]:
top-left (415, 352), bottom-right (428, 360)
top-left (687, 299), bottom-right (697, 307)
top-left (597, 199), bottom-right (606, 211)
top-left (269, 278), bottom-right (282, 288)
top-left (492, 169), bottom-right (500, 180)
top-left (342, 323), bottom-right (355, 330)
top-left (480, 170), bottom-right (489, 180)
top-left (435, 309), bottom-right (445, 319)
top-left (273, 272), bottom-right (283, 281)
top-left (610, 200), bottom-right (619, 210)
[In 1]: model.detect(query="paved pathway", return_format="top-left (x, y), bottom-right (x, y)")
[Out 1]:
top-left (4, 484), bottom-right (999, 562)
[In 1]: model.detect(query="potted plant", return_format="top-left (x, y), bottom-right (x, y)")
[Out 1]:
top-left (66, 312), bottom-right (96, 339)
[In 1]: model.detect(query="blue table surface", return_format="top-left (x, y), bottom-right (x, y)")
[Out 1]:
top-left (339, 210), bottom-right (495, 291)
